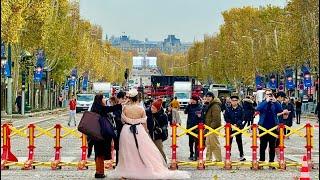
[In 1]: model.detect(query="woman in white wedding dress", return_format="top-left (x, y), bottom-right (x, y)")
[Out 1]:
top-left (108, 89), bottom-right (190, 179)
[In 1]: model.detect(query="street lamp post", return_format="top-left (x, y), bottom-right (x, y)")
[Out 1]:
top-left (7, 43), bottom-right (13, 115)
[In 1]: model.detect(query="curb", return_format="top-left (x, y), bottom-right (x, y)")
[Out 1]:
top-left (1, 108), bottom-right (67, 119)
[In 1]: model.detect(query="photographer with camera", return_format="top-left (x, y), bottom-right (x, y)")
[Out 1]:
top-left (146, 99), bottom-right (168, 162)
top-left (256, 89), bottom-right (288, 168)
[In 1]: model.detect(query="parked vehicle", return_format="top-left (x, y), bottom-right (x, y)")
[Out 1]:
top-left (174, 81), bottom-right (192, 109)
top-left (208, 84), bottom-right (231, 98)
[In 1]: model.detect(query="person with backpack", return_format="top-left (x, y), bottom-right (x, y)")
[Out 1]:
top-left (146, 98), bottom-right (169, 162)
top-left (224, 95), bottom-right (246, 161)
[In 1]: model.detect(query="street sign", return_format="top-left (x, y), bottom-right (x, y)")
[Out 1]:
top-left (36, 49), bottom-right (45, 68)
top-left (34, 67), bottom-right (43, 82)
top-left (304, 74), bottom-right (312, 88)
top-left (65, 85), bottom-right (69, 91)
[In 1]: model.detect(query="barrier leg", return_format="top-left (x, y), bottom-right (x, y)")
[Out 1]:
top-left (251, 124), bottom-right (259, 170)
top-left (305, 123), bottom-right (314, 169)
top-left (78, 134), bottom-right (88, 170)
top-left (1, 124), bottom-right (18, 170)
top-left (224, 123), bottom-right (232, 170)
top-left (169, 123), bottom-right (178, 170)
top-left (278, 124), bottom-right (286, 170)
top-left (197, 123), bottom-right (205, 170)
top-left (51, 124), bottom-right (62, 170)
top-left (23, 124), bottom-right (36, 170)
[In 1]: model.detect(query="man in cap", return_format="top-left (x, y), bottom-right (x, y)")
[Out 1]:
top-left (184, 95), bottom-right (203, 161)
top-left (224, 95), bottom-right (246, 161)
top-left (202, 92), bottom-right (222, 162)
top-left (146, 99), bottom-right (168, 161)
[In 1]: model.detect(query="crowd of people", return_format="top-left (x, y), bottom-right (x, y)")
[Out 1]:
top-left (71, 88), bottom-right (319, 179)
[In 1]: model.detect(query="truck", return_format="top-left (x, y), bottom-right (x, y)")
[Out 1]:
top-left (173, 81), bottom-right (192, 109)
top-left (92, 82), bottom-right (112, 99)
top-left (208, 84), bottom-right (232, 98)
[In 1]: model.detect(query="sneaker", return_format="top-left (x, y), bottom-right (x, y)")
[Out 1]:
top-left (240, 157), bottom-right (246, 161)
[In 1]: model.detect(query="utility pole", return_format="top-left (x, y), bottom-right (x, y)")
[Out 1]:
top-left (7, 43), bottom-right (12, 115)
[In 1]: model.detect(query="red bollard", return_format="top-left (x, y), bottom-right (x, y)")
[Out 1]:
top-left (278, 123), bottom-right (286, 170)
top-left (51, 124), bottom-right (62, 170)
top-left (23, 124), bottom-right (36, 170)
top-left (197, 123), bottom-right (205, 170)
top-left (78, 133), bottom-right (88, 170)
top-left (1, 124), bottom-right (18, 170)
top-left (224, 123), bottom-right (232, 170)
top-left (251, 124), bottom-right (259, 170)
top-left (305, 123), bottom-right (314, 169)
top-left (169, 123), bottom-right (178, 170)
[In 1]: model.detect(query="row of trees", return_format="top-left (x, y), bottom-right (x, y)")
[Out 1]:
top-left (158, 0), bottom-right (319, 89)
top-left (1, 0), bottom-right (132, 87)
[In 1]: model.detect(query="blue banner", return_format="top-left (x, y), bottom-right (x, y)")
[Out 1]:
top-left (34, 68), bottom-right (43, 82)
top-left (1, 42), bottom-right (5, 58)
top-left (69, 79), bottom-right (76, 87)
top-left (285, 67), bottom-right (293, 78)
top-left (286, 77), bottom-right (295, 90)
top-left (71, 68), bottom-right (77, 78)
top-left (268, 78), bottom-right (277, 90)
top-left (255, 75), bottom-right (264, 90)
top-left (301, 64), bottom-right (310, 75)
top-left (36, 49), bottom-right (45, 68)
top-left (304, 73), bottom-right (312, 88)
top-left (4, 62), bottom-right (10, 77)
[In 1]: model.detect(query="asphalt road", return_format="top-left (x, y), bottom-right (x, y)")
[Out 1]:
top-left (1, 111), bottom-right (319, 180)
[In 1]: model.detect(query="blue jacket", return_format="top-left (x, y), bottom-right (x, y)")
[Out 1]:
top-left (256, 100), bottom-right (283, 128)
top-left (184, 103), bottom-right (203, 129)
top-left (224, 105), bottom-right (245, 128)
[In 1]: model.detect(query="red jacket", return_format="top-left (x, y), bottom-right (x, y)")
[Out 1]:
top-left (69, 99), bottom-right (76, 110)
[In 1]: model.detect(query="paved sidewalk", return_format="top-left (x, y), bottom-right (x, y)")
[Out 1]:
top-left (1, 108), bottom-right (68, 125)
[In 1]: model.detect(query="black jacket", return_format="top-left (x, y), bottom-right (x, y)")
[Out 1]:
top-left (282, 102), bottom-right (295, 126)
top-left (224, 105), bottom-right (245, 128)
top-left (242, 98), bottom-right (255, 121)
top-left (184, 103), bottom-right (203, 129)
top-left (146, 108), bottom-right (168, 140)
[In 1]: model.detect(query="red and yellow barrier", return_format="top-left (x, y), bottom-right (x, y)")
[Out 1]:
top-left (1, 124), bottom-right (18, 170)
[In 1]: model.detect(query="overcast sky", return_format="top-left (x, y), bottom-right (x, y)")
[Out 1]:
top-left (79, 0), bottom-right (287, 42)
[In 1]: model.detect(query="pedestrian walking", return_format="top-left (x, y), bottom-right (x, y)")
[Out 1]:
top-left (58, 94), bottom-right (63, 108)
top-left (15, 92), bottom-right (22, 114)
top-left (167, 104), bottom-right (181, 125)
top-left (242, 96), bottom-right (255, 128)
top-left (295, 98), bottom-right (302, 124)
top-left (203, 92), bottom-right (222, 162)
top-left (256, 89), bottom-right (287, 168)
top-left (146, 98), bottom-right (168, 162)
top-left (68, 95), bottom-right (77, 126)
top-left (184, 95), bottom-right (202, 161)
top-left (170, 96), bottom-right (180, 109)
top-left (282, 97), bottom-right (295, 138)
top-left (224, 95), bottom-right (246, 161)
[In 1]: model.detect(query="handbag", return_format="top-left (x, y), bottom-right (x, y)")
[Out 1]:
top-left (78, 111), bottom-right (104, 141)
top-left (153, 116), bottom-right (168, 141)
top-left (99, 114), bottom-right (117, 139)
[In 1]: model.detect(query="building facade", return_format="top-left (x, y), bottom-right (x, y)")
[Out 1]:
top-left (109, 35), bottom-right (192, 55)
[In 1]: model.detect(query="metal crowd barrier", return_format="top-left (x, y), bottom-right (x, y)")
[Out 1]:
top-left (169, 122), bottom-right (314, 170)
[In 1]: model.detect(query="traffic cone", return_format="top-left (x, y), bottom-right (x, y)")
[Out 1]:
top-left (299, 155), bottom-right (311, 180)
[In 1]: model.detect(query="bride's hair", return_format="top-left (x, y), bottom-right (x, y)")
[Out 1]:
top-left (129, 95), bottom-right (138, 103)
